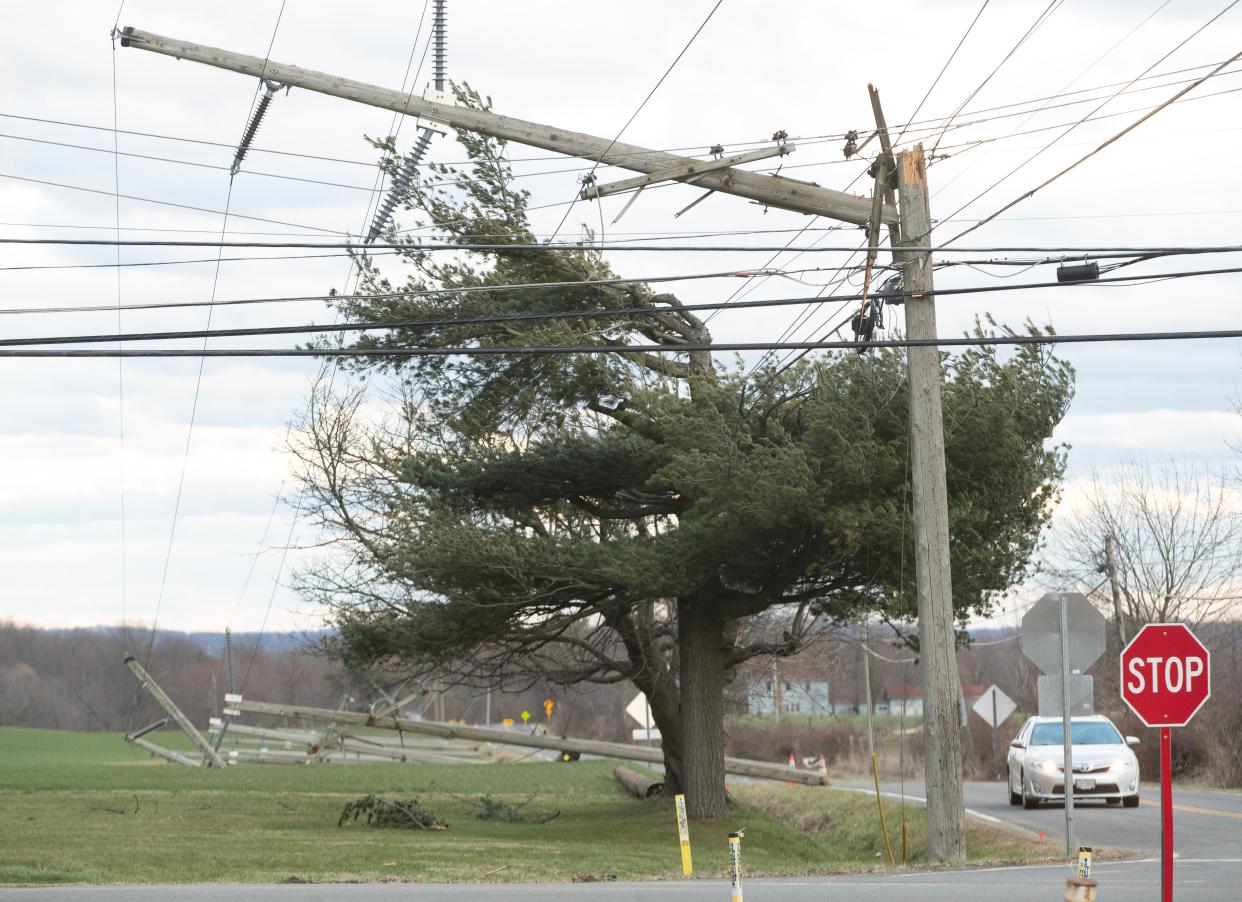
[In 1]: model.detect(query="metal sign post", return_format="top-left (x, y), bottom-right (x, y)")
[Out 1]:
top-left (1059, 594), bottom-right (1075, 858)
top-left (1120, 623), bottom-right (1212, 902)
top-left (1021, 592), bottom-right (1106, 860)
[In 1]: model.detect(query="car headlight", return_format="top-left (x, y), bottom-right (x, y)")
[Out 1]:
top-left (1033, 759), bottom-right (1060, 774)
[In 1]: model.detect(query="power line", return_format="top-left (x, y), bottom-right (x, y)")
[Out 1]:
top-left (928, 0), bottom-right (1065, 155)
top-left (0, 170), bottom-right (345, 235)
top-left (941, 0), bottom-right (1242, 241)
top-left (7, 325), bottom-right (1242, 358)
top-left (0, 249), bottom-right (400, 273)
top-left (894, 0), bottom-right (991, 144)
top-left (0, 268), bottom-right (850, 316)
top-left (546, 0), bottom-right (727, 241)
top-left (8, 262), bottom-right (1242, 348)
top-left (8, 237), bottom-right (1242, 254)
top-left (142, 0), bottom-right (289, 671)
top-left (948, 44), bottom-right (1242, 244)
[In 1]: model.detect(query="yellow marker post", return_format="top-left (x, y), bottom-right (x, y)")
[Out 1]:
top-left (674, 793), bottom-right (693, 876)
top-left (1076, 845), bottom-right (1093, 879)
top-left (728, 831), bottom-right (744, 902)
top-left (521, 709), bottom-right (530, 724)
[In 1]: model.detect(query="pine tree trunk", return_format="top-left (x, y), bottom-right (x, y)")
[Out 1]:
top-left (646, 680), bottom-right (684, 794)
top-left (677, 596), bottom-right (727, 819)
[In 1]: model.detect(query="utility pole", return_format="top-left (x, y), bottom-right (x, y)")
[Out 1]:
top-left (117, 28), bottom-right (893, 229)
top-left (870, 84), bottom-right (966, 863)
top-left (1104, 534), bottom-right (1128, 648)
top-left (124, 655), bottom-right (226, 769)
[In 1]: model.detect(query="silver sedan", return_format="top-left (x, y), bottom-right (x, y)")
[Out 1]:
top-left (1007, 715), bottom-right (1141, 809)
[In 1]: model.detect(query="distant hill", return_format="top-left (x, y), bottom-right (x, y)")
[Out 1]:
top-left (47, 625), bottom-right (333, 656)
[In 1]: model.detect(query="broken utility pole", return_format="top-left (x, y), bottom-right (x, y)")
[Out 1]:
top-left (124, 655), bottom-right (226, 769)
top-left (1104, 534), bottom-right (1128, 648)
top-left (117, 28), bottom-right (893, 228)
top-left (870, 86), bottom-right (965, 863)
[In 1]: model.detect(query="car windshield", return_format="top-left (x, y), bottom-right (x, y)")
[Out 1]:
top-left (1029, 722), bottom-right (1122, 746)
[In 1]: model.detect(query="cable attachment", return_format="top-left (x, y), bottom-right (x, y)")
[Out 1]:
top-left (709, 144), bottom-right (725, 159)
top-left (366, 126), bottom-right (438, 244)
top-left (230, 78), bottom-right (283, 176)
top-left (850, 298), bottom-right (883, 350)
top-left (842, 129), bottom-right (859, 159)
top-left (771, 129), bottom-right (788, 146)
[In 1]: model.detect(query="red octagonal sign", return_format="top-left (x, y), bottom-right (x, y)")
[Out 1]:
top-left (1121, 623), bottom-right (1211, 728)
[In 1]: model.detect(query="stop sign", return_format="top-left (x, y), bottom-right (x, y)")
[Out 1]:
top-left (1120, 623), bottom-right (1211, 727)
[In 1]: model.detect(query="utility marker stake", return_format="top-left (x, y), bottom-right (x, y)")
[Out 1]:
top-left (674, 793), bottom-right (693, 877)
top-left (728, 831), bottom-right (744, 902)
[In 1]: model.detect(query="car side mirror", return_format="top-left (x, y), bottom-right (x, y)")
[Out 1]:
top-left (1126, 736), bottom-right (1140, 747)
top-left (1010, 739), bottom-right (1025, 749)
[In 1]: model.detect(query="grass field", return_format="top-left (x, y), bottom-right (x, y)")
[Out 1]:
top-left (0, 727), bottom-right (1058, 885)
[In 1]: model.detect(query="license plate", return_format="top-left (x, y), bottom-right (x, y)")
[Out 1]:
top-left (1074, 778), bottom-right (1096, 791)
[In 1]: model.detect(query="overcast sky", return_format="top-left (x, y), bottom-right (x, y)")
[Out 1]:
top-left (1, 0), bottom-right (1238, 635)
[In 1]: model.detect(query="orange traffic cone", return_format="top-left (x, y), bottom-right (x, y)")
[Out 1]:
top-left (818, 753), bottom-right (830, 784)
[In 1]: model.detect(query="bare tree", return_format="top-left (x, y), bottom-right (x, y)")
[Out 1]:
top-left (1045, 458), bottom-right (1242, 629)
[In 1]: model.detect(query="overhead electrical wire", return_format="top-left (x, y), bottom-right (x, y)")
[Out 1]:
top-left (110, 3), bottom-right (130, 644)
top-left (7, 325), bottom-right (1242, 358)
top-left (8, 262), bottom-right (1242, 348)
top-left (1, 52), bottom-right (1236, 178)
top-left (927, 0), bottom-right (1065, 155)
top-left (940, 0), bottom-right (1242, 241)
top-left (142, 0), bottom-right (289, 672)
top-left (7, 236), bottom-right (1242, 255)
top-left (547, 0), bottom-right (727, 241)
top-left (948, 44), bottom-right (1242, 244)
top-left (894, 0), bottom-right (991, 144)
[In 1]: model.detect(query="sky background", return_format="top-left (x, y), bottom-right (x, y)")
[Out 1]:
top-left (0, 0), bottom-right (1239, 636)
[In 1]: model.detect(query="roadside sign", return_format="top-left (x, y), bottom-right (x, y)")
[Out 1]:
top-left (971, 684), bottom-right (1015, 780)
top-left (1120, 623), bottom-right (1211, 728)
top-left (520, 710), bottom-right (531, 724)
top-left (626, 692), bottom-right (656, 745)
top-left (1021, 591), bottom-right (1106, 675)
top-left (625, 693), bottom-right (654, 729)
top-left (970, 684), bottom-right (1015, 728)
top-left (1035, 674), bottom-right (1093, 716)
top-left (1021, 591), bottom-right (1106, 859)
top-left (1121, 622), bottom-right (1211, 902)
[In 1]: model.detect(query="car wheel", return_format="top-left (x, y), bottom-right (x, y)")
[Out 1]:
top-left (1021, 771), bottom-right (1039, 810)
top-left (1123, 794), bottom-right (1140, 808)
top-left (1009, 774), bottom-right (1021, 806)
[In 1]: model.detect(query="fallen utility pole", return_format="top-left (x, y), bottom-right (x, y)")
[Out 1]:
top-left (118, 28), bottom-right (892, 228)
top-left (234, 698), bottom-right (826, 786)
top-left (127, 735), bottom-right (202, 767)
top-left (124, 655), bottom-right (226, 769)
top-left (870, 83), bottom-right (965, 863)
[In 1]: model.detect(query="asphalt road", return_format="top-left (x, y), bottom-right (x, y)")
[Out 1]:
top-left (5, 781), bottom-right (1239, 901)
top-left (875, 779), bottom-right (1242, 860)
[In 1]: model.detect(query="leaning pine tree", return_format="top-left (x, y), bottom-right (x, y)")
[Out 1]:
top-left (294, 86), bottom-right (1075, 819)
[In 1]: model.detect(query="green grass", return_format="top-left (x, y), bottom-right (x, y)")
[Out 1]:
top-left (0, 727), bottom-right (1053, 885)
